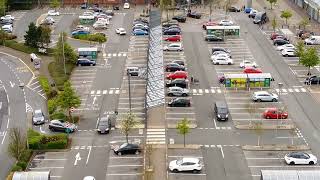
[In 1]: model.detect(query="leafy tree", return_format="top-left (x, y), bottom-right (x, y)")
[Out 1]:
top-left (57, 81), bottom-right (81, 122)
top-left (299, 18), bottom-right (309, 30)
top-left (54, 32), bottom-right (78, 64)
top-left (176, 118), bottom-right (190, 147)
top-left (280, 10), bottom-right (293, 25)
top-left (7, 128), bottom-right (26, 161)
top-left (38, 25), bottom-right (51, 48)
top-left (24, 22), bottom-right (39, 48)
top-left (0, 0), bottom-right (7, 16)
top-left (50, 0), bottom-right (60, 9)
top-left (267, 0), bottom-right (277, 9)
top-left (300, 47), bottom-right (320, 75)
top-left (271, 16), bottom-right (277, 32)
top-left (120, 113), bottom-right (138, 143)
top-left (295, 40), bottom-right (305, 61)
top-left (0, 29), bottom-right (6, 45)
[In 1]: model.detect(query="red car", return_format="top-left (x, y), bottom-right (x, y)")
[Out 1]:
top-left (243, 67), bottom-right (262, 74)
top-left (270, 32), bottom-right (281, 40)
top-left (263, 107), bottom-right (288, 119)
top-left (166, 71), bottom-right (188, 80)
top-left (164, 35), bottom-right (181, 42)
top-left (202, 21), bottom-right (218, 30)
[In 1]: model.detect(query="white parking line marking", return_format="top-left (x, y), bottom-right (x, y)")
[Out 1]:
top-left (103, 90), bottom-right (107, 94)
top-left (282, 89), bottom-right (287, 93)
top-left (205, 89), bottom-right (209, 93)
top-left (301, 88), bottom-right (307, 92)
top-left (109, 90), bottom-right (114, 94)
top-left (211, 89), bottom-right (215, 93)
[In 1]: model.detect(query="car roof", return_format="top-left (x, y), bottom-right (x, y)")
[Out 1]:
top-left (215, 101), bottom-right (227, 108)
top-left (50, 119), bottom-right (64, 123)
top-left (34, 109), bottom-right (42, 113)
top-left (182, 157), bottom-right (200, 163)
top-left (254, 91), bottom-right (270, 95)
top-left (100, 116), bottom-right (110, 121)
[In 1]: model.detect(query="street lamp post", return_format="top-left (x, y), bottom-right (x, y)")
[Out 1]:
top-left (127, 72), bottom-right (132, 114)
top-left (244, 31), bottom-right (248, 62)
top-left (19, 83), bottom-right (29, 149)
top-left (276, 82), bottom-right (283, 135)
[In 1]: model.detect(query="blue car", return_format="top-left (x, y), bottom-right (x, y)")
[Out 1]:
top-left (72, 30), bottom-right (90, 36)
top-left (244, 7), bottom-right (252, 13)
top-left (132, 29), bottom-right (148, 36)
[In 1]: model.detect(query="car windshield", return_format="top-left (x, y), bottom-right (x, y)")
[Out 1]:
top-left (218, 107), bottom-right (228, 113)
top-left (120, 143), bottom-right (128, 148)
top-left (34, 112), bottom-right (43, 118)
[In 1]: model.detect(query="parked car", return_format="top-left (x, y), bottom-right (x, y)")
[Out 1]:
top-left (244, 7), bottom-right (252, 13)
top-left (163, 28), bottom-right (181, 35)
top-left (202, 21), bottom-right (218, 30)
top-left (163, 43), bottom-right (183, 51)
top-left (205, 34), bottom-right (223, 41)
top-left (165, 63), bottom-right (185, 72)
top-left (32, 109), bottom-right (45, 125)
top-left (239, 60), bottom-right (258, 68)
top-left (167, 87), bottom-right (189, 96)
top-left (73, 25), bottom-right (90, 32)
top-left (93, 22), bottom-right (107, 29)
top-left (252, 91), bottom-right (278, 102)
top-left (281, 48), bottom-right (296, 57)
top-left (304, 35), bottom-right (320, 45)
top-left (166, 78), bottom-right (188, 88)
top-left (169, 157), bottom-right (202, 173)
top-left (1, 24), bottom-right (12, 33)
top-left (0, 18), bottom-right (13, 25)
top-left (212, 56), bottom-right (233, 65)
top-left (134, 18), bottom-right (149, 24)
top-left (228, 6), bottom-right (240, 12)
top-left (133, 23), bottom-right (149, 30)
top-left (105, 10), bottom-right (114, 16)
top-left (76, 58), bottom-right (96, 66)
top-left (80, 3), bottom-right (88, 9)
top-left (284, 152), bottom-right (317, 165)
top-left (41, 17), bottom-right (55, 25)
top-left (172, 60), bottom-right (185, 66)
top-left (219, 20), bottom-right (234, 26)
top-left (304, 75), bottom-right (320, 85)
top-left (273, 35), bottom-right (288, 41)
top-left (83, 176), bottom-right (96, 180)
top-left (243, 67), bottom-right (262, 73)
top-left (168, 98), bottom-right (191, 107)
top-left (211, 47), bottom-right (231, 54)
top-left (132, 29), bottom-right (148, 36)
top-left (163, 25), bottom-right (180, 31)
top-left (162, 20), bottom-right (179, 27)
top-left (270, 32), bottom-right (281, 40)
top-left (113, 5), bottom-right (120, 10)
top-left (248, 9), bottom-right (258, 18)
top-left (253, 12), bottom-right (268, 24)
top-left (1, 15), bottom-right (14, 20)
top-left (115, 28), bottom-right (126, 35)
top-left (123, 2), bottom-right (130, 9)
top-left (213, 101), bottom-right (229, 121)
top-left (263, 107), bottom-right (288, 119)
top-left (127, 67), bottom-right (139, 76)
top-left (172, 15), bottom-right (186, 23)
top-left (48, 10), bottom-right (60, 16)
top-left (49, 119), bottom-right (77, 133)
top-left (273, 38), bottom-right (289, 46)
top-left (187, 12), bottom-right (201, 19)
top-left (211, 53), bottom-right (230, 60)
top-left (113, 143), bottom-right (141, 155)
top-left (276, 44), bottom-right (295, 51)
top-left (96, 116), bottom-right (111, 134)
top-left (72, 30), bottom-right (90, 36)
top-left (164, 35), bottom-right (181, 42)
top-left (166, 71), bottom-right (188, 80)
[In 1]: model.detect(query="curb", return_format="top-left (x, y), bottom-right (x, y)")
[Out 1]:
top-left (68, 37), bottom-right (100, 44)
top-left (235, 124), bottom-right (295, 130)
top-left (167, 123), bottom-right (197, 129)
top-left (242, 144), bottom-right (310, 151)
top-left (168, 144), bottom-right (201, 149)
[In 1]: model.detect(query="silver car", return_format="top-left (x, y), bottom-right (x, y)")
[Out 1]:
top-left (167, 87), bottom-right (189, 96)
top-left (164, 43), bottom-right (183, 51)
top-left (252, 91), bottom-right (278, 102)
top-left (32, 109), bottom-right (45, 125)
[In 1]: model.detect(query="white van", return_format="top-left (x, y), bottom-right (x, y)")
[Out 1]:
top-left (124, 3), bottom-right (130, 9)
top-left (304, 36), bottom-right (320, 45)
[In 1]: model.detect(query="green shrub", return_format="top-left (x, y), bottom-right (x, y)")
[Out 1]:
top-left (38, 76), bottom-right (50, 96)
top-left (48, 61), bottom-right (75, 90)
top-left (73, 34), bottom-right (107, 43)
top-left (28, 129), bottom-right (40, 137)
top-left (11, 165), bottom-right (22, 172)
top-left (4, 40), bottom-right (53, 55)
top-left (16, 161), bottom-right (27, 170)
top-left (46, 139), bottom-right (67, 149)
top-left (19, 149), bottom-right (32, 163)
top-left (27, 128), bottom-right (68, 150)
top-left (48, 98), bottom-right (58, 114)
top-left (50, 111), bottom-right (66, 121)
top-left (28, 135), bottom-right (43, 149)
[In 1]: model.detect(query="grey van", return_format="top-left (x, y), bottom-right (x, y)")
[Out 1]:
top-left (213, 101), bottom-right (229, 121)
top-left (253, 12), bottom-right (268, 24)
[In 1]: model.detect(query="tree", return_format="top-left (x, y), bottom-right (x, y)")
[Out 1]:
top-left (271, 16), bottom-right (277, 32)
top-left (38, 25), bottom-right (51, 48)
top-left (252, 122), bottom-right (263, 146)
top-left (299, 18), bottom-right (309, 30)
top-left (119, 113), bottom-right (138, 143)
top-left (280, 10), bottom-right (293, 25)
top-left (0, 0), bottom-right (7, 16)
top-left (7, 128), bottom-right (26, 161)
top-left (54, 32), bottom-right (78, 64)
top-left (24, 22), bottom-right (39, 48)
top-left (0, 29), bottom-right (6, 45)
top-left (50, 0), bottom-right (60, 9)
top-left (57, 81), bottom-right (81, 122)
top-left (176, 118), bottom-right (190, 147)
top-left (300, 47), bottom-right (320, 75)
top-left (295, 40), bottom-right (305, 61)
top-left (267, 0), bottom-right (277, 9)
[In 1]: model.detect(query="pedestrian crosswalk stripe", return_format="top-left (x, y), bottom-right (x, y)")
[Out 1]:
top-left (115, 90), bottom-right (120, 94)
top-left (193, 89), bottom-right (197, 94)
top-left (205, 89), bottom-right (209, 93)
top-left (113, 53), bottom-right (117, 56)
top-left (211, 89), bottom-right (215, 93)
top-left (103, 90), bottom-right (107, 94)
top-left (90, 90), bottom-right (94, 94)
top-left (288, 88), bottom-right (293, 92)
top-left (198, 89), bottom-right (203, 94)
top-left (96, 90), bottom-right (101, 95)
top-left (282, 89), bottom-right (287, 93)
top-left (294, 88), bottom-right (300, 92)
top-left (109, 89), bottom-right (114, 94)
top-left (301, 88), bottom-right (306, 92)
top-left (217, 89), bottom-right (222, 93)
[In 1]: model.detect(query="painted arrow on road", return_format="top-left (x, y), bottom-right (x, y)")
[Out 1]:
top-left (9, 81), bottom-right (15, 88)
top-left (74, 152), bottom-right (81, 166)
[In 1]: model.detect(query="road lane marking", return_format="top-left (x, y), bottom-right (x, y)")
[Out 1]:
top-left (86, 146), bottom-right (92, 165)
top-left (108, 165), bottom-right (143, 167)
top-left (33, 158), bottom-right (67, 161)
top-left (217, 145), bottom-right (224, 158)
top-left (107, 173), bottom-right (142, 176)
top-left (1, 131), bottom-right (7, 144)
top-left (168, 173), bottom-right (206, 176)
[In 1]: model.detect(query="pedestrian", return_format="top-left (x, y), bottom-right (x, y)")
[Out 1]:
top-left (191, 76), bottom-right (194, 83)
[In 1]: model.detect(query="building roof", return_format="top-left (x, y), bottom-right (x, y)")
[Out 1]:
top-left (261, 170), bottom-right (320, 180)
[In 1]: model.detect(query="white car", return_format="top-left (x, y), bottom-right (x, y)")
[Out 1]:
top-left (164, 43), bottom-right (183, 51)
top-left (93, 22), bottom-right (107, 29)
top-left (116, 28), bottom-right (126, 35)
top-left (239, 60), bottom-right (258, 68)
top-left (1, 15), bottom-right (14, 20)
top-left (285, 152), bottom-right (317, 165)
top-left (1, 24), bottom-right (12, 33)
top-left (48, 10), bottom-right (60, 16)
top-left (133, 23), bottom-right (148, 29)
top-left (219, 20), bottom-right (234, 26)
top-left (212, 56), bottom-right (233, 65)
top-left (212, 51), bottom-right (231, 57)
top-left (252, 91), bottom-right (278, 102)
top-left (74, 25), bottom-right (90, 32)
top-left (276, 44), bottom-right (295, 51)
top-left (97, 18), bottom-right (109, 25)
top-left (169, 157), bottom-right (202, 173)
top-left (83, 11), bottom-right (94, 16)
top-left (167, 87), bottom-right (189, 96)
top-left (211, 53), bottom-right (230, 61)
top-left (124, 3), bottom-right (130, 9)
top-left (281, 48), bottom-right (296, 57)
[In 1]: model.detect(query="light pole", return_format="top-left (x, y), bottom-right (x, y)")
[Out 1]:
top-left (278, 82), bottom-right (283, 102)
top-left (19, 83), bottom-right (29, 149)
top-left (61, 32), bottom-right (66, 75)
top-left (127, 71), bottom-right (132, 114)
top-left (244, 31), bottom-right (248, 62)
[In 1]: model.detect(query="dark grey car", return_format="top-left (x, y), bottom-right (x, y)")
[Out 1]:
top-left (214, 101), bottom-right (229, 121)
top-left (96, 116), bottom-right (111, 134)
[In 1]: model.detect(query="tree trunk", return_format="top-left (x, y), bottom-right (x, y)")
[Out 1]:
top-left (286, 18), bottom-right (288, 25)
top-left (68, 108), bottom-right (73, 123)
top-left (258, 135), bottom-right (260, 146)
top-left (126, 133), bottom-right (129, 143)
top-left (183, 134), bottom-right (186, 147)
top-left (270, 3), bottom-right (273, 9)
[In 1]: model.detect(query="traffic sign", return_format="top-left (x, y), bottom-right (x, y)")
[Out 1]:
top-left (70, 107), bottom-right (75, 112)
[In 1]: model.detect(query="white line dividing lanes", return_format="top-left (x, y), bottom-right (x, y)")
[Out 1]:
top-left (86, 146), bottom-right (92, 165)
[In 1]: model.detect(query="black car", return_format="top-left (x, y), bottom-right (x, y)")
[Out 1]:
top-left (94, 7), bottom-right (103, 12)
top-left (213, 101), bottom-right (229, 121)
top-left (134, 18), bottom-right (149, 24)
top-left (163, 29), bottom-right (181, 35)
top-left (211, 47), bottom-right (231, 54)
top-left (205, 35), bottom-right (223, 41)
top-left (166, 79), bottom-right (188, 88)
top-left (133, 26), bottom-right (149, 32)
top-left (171, 60), bottom-right (185, 66)
top-left (113, 143), bottom-right (141, 155)
top-left (172, 16), bottom-right (186, 23)
top-left (305, 76), bottom-right (320, 85)
top-left (96, 116), bottom-right (111, 134)
top-left (166, 63), bottom-right (185, 72)
top-left (77, 58), bottom-right (96, 66)
top-left (168, 98), bottom-right (191, 107)
top-left (80, 3), bottom-right (87, 9)
top-left (113, 5), bottom-right (120, 10)
top-left (228, 6), bottom-right (240, 12)
top-left (187, 12), bottom-right (201, 19)
top-left (273, 39), bottom-right (289, 46)
top-left (49, 119), bottom-right (77, 133)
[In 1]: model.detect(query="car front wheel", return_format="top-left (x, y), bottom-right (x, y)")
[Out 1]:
top-left (118, 152), bottom-right (122, 156)
top-left (272, 98), bottom-right (277, 102)
top-left (309, 161), bottom-right (314, 165)
top-left (193, 169), bottom-right (200, 173)
top-left (289, 161), bottom-right (295, 165)
top-left (173, 169), bottom-right (179, 173)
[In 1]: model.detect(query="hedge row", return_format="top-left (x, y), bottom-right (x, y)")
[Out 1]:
top-left (11, 149), bottom-right (32, 172)
top-left (73, 33), bottom-right (107, 43)
top-left (28, 129), bottom-right (68, 150)
top-left (4, 40), bottom-right (54, 55)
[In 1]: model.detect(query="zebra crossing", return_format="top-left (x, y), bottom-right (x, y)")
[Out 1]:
top-left (27, 77), bottom-right (46, 99)
top-left (146, 129), bottom-right (166, 144)
top-left (90, 89), bottom-right (124, 95)
top-left (106, 52), bottom-right (127, 57)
